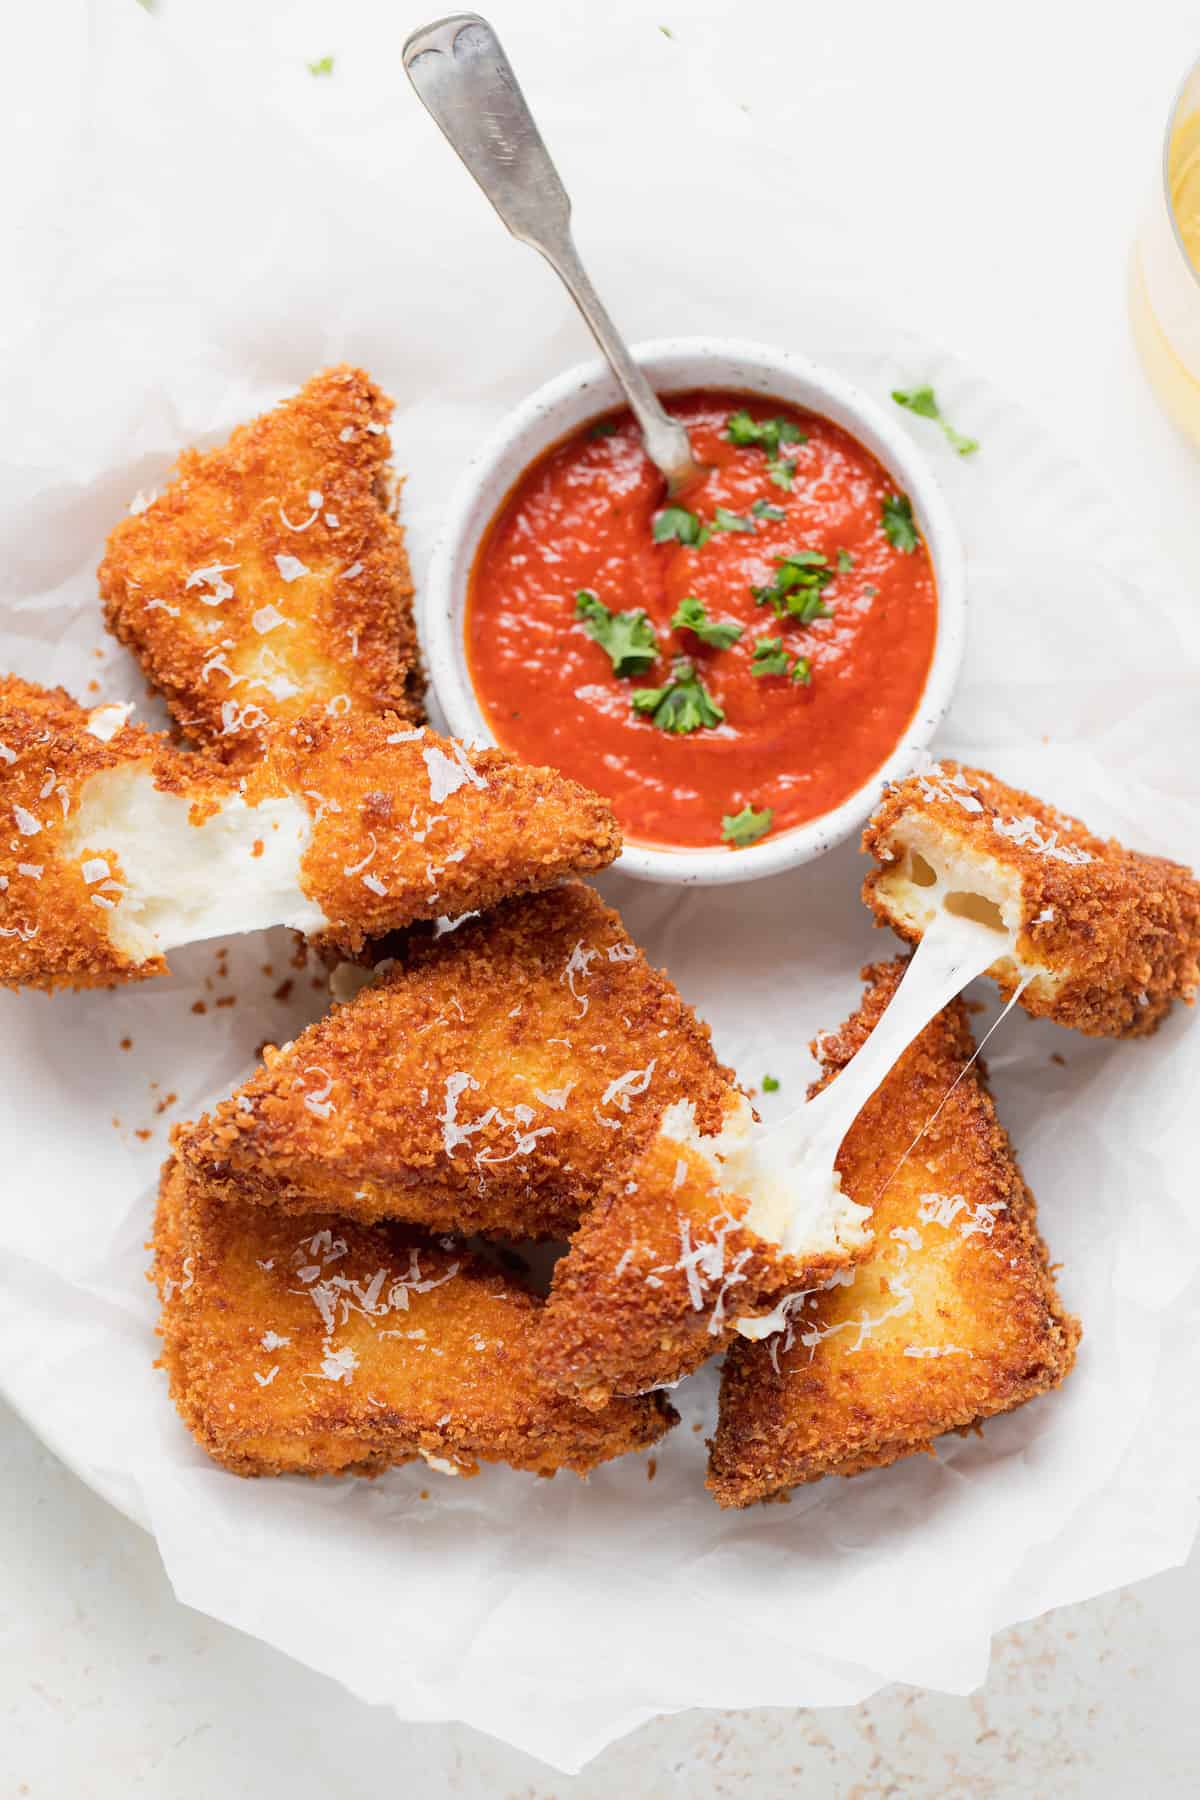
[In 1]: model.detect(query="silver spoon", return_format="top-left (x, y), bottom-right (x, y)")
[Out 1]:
top-left (402, 12), bottom-right (707, 497)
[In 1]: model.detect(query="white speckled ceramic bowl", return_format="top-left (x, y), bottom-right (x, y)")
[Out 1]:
top-left (421, 337), bottom-right (966, 885)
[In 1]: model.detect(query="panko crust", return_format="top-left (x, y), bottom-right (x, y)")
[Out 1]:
top-left (0, 674), bottom-right (228, 992)
top-left (707, 959), bottom-right (1080, 1507)
top-left (535, 1125), bottom-right (857, 1411)
top-left (247, 713), bottom-right (620, 959)
top-left (153, 1157), bottom-right (675, 1481)
top-left (99, 365), bottom-right (421, 761)
top-left (174, 884), bottom-right (733, 1240)
top-left (863, 759), bottom-right (1200, 1037)
top-left (1, 676), bottom-right (618, 991)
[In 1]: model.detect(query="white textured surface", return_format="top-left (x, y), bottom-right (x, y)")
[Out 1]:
top-left (6, 0), bottom-right (1200, 1792)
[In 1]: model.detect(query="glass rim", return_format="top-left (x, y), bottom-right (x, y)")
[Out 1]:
top-left (1161, 50), bottom-right (1200, 295)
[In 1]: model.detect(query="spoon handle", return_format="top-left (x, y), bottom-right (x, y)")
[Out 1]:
top-left (403, 12), bottom-right (704, 494)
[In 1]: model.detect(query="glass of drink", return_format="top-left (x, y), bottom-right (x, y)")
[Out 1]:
top-left (1132, 56), bottom-right (1200, 442)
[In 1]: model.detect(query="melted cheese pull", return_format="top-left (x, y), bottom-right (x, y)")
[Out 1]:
top-left (872, 827), bottom-right (1058, 998)
top-left (62, 766), bottom-right (328, 961)
top-left (736, 881), bottom-right (1028, 1340)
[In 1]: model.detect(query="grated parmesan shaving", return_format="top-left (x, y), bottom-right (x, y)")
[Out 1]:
top-left (296, 1065), bottom-right (336, 1120)
top-left (220, 700), bottom-right (269, 736)
top-left (342, 832), bottom-right (377, 877)
top-left (991, 812), bottom-right (1093, 864)
top-left (278, 495), bottom-right (321, 532)
top-left (423, 740), bottom-right (486, 804)
top-left (185, 563), bottom-right (238, 605)
top-left (600, 1060), bottom-right (657, 1113)
top-left (562, 941), bottom-right (600, 1016)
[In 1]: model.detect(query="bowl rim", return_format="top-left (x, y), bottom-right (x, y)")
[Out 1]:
top-left (419, 334), bottom-right (966, 886)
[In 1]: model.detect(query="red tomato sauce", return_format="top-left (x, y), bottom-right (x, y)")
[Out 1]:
top-left (465, 390), bottom-right (938, 849)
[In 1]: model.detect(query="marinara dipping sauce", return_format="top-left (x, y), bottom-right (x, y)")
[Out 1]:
top-left (465, 391), bottom-right (938, 850)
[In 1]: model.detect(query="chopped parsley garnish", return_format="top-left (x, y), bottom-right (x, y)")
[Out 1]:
top-left (653, 505), bottom-right (709, 547)
top-left (837, 548), bottom-right (854, 572)
top-left (750, 637), bottom-right (790, 678)
top-left (751, 550), bottom-right (834, 622)
top-left (307, 54), bottom-right (335, 75)
top-left (881, 493), bottom-right (920, 553)
top-left (767, 457), bottom-right (797, 490)
top-left (751, 500), bottom-right (787, 521)
top-left (672, 597), bottom-right (743, 649)
top-left (712, 506), bottom-right (757, 534)
top-left (575, 590), bottom-right (659, 677)
top-left (751, 637), bottom-right (811, 683)
top-left (762, 1074), bottom-right (780, 1092)
top-left (632, 657), bottom-right (724, 734)
top-left (588, 419), bottom-right (618, 439)
top-left (725, 411), bottom-right (806, 454)
top-left (722, 803), bottom-right (774, 848)
top-left (892, 385), bottom-right (979, 456)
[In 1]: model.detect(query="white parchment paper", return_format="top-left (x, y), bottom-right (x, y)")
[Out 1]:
top-left (2, 0), bottom-right (1200, 1772)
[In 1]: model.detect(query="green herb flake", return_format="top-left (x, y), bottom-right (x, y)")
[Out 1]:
top-left (761, 1074), bottom-right (781, 1092)
top-left (712, 506), bottom-right (757, 534)
top-left (632, 657), bottom-right (724, 734)
top-left (892, 385), bottom-right (979, 457)
top-left (752, 637), bottom-right (810, 683)
top-left (671, 597), bottom-right (743, 650)
top-left (837, 549), bottom-right (853, 573)
top-left (659, 23), bottom-right (674, 36)
top-left (751, 500), bottom-right (787, 521)
top-left (751, 637), bottom-right (791, 678)
top-left (751, 549), bottom-right (834, 622)
top-left (722, 803), bottom-right (774, 848)
top-left (725, 411), bottom-right (805, 454)
top-left (881, 494), bottom-right (920, 554)
top-left (588, 419), bottom-right (618, 439)
top-left (653, 505), bottom-right (708, 547)
top-left (307, 54), bottom-right (335, 75)
top-left (574, 590), bottom-right (659, 678)
top-left (767, 457), bottom-right (797, 491)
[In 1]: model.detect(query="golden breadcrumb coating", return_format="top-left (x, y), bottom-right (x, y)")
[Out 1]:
top-left (863, 759), bottom-right (1200, 1038)
top-left (247, 713), bottom-right (619, 960)
top-left (1, 678), bottom-right (618, 992)
top-left (175, 884), bottom-right (733, 1240)
top-left (707, 960), bottom-right (1080, 1507)
top-left (153, 1157), bottom-right (675, 1480)
top-left (535, 1101), bottom-right (872, 1411)
top-left (0, 674), bottom-right (228, 990)
top-left (99, 365), bottom-right (421, 760)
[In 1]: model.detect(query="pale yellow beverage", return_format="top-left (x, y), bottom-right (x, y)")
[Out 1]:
top-left (1132, 64), bottom-right (1200, 443)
